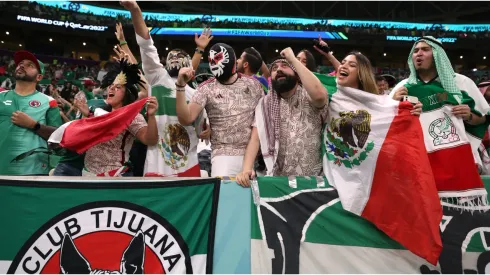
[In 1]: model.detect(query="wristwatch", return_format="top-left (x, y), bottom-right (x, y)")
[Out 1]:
top-left (33, 122), bottom-right (41, 131)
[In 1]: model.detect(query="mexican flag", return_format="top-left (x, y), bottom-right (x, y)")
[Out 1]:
top-left (251, 176), bottom-right (490, 273)
top-left (322, 85), bottom-right (442, 264)
top-left (405, 81), bottom-right (487, 200)
top-left (0, 177), bottom-right (220, 274)
top-left (48, 99), bottom-right (147, 154)
top-left (143, 85), bottom-right (202, 177)
top-left (314, 72), bottom-right (337, 96)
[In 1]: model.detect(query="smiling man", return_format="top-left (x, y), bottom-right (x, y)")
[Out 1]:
top-left (0, 50), bottom-right (62, 175)
top-left (236, 48), bottom-right (329, 186)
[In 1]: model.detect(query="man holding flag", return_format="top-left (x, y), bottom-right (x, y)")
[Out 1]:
top-left (390, 36), bottom-right (490, 203)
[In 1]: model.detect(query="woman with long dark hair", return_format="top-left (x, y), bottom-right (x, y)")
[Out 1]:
top-left (296, 49), bottom-right (317, 72)
top-left (82, 59), bottom-right (159, 177)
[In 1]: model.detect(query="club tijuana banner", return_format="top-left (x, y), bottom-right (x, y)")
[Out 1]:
top-left (0, 178), bottom-right (220, 274)
top-left (251, 177), bottom-right (490, 274)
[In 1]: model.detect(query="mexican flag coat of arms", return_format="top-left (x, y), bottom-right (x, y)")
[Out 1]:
top-left (322, 85), bottom-right (443, 264)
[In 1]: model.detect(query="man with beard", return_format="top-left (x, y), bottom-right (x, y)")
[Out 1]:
top-left (175, 42), bottom-right (264, 177)
top-left (237, 47), bottom-right (270, 94)
top-left (0, 51), bottom-right (63, 175)
top-left (236, 48), bottom-right (329, 186)
top-left (122, 0), bottom-right (210, 177)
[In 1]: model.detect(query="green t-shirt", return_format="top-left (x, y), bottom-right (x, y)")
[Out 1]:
top-left (0, 90), bottom-right (63, 175)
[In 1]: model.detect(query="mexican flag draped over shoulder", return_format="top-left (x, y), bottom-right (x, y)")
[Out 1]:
top-left (405, 80), bottom-right (488, 202)
top-left (321, 85), bottom-right (443, 264)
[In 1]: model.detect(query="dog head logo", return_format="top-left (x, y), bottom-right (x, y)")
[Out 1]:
top-left (60, 231), bottom-right (145, 274)
top-left (8, 201), bottom-right (193, 274)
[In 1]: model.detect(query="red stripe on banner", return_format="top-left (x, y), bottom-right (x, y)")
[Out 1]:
top-left (363, 101), bottom-right (442, 265)
top-left (144, 164), bottom-right (201, 177)
top-left (49, 99), bottom-right (58, 108)
top-left (59, 99), bottom-right (147, 154)
top-left (429, 143), bottom-right (483, 192)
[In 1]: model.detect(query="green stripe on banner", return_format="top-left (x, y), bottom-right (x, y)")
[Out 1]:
top-left (252, 176), bottom-right (490, 273)
top-left (251, 176), bottom-right (404, 249)
top-left (0, 178), bottom-right (220, 274)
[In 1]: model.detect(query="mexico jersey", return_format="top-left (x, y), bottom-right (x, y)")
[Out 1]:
top-left (0, 90), bottom-right (63, 175)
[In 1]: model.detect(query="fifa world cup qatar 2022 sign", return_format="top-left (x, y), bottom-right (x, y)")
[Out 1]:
top-left (16, 15), bottom-right (108, 32)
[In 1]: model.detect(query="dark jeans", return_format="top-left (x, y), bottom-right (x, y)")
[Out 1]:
top-left (53, 162), bottom-right (82, 176)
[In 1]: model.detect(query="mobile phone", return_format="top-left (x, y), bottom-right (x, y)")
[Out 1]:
top-left (313, 39), bottom-right (331, 53)
top-left (403, 95), bottom-right (418, 105)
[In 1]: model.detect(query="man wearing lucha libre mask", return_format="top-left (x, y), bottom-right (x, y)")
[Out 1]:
top-left (174, 42), bottom-right (265, 177)
top-left (123, 0), bottom-right (210, 177)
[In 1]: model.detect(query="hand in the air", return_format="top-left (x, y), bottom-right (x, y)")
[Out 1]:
top-left (119, 0), bottom-right (139, 11)
top-left (195, 27), bottom-right (214, 51)
top-left (313, 34), bottom-right (331, 56)
top-left (280, 47), bottom-right (296, 62)
top-left (146, 96), bottom-right (158, 117)
top-left (115, 22), bottom-right (126, 42)
top-left (177, 67), bottom-right (195, 86)
top-left (113, 45), bottom-right (131, 63)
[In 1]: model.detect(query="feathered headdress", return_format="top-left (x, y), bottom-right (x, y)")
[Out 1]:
top-left (101, 59), bottom-right (144, 100)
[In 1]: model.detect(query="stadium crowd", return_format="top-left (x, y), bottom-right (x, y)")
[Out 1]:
top-left (1, 0), bottom-right (490, 182)
top-left (2, 1), bottom-right (490, 39)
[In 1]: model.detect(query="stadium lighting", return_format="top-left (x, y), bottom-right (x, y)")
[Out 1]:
top-left (165, 47), bottom-right (169, 50)
top-left (383, 53), bottom-right (386, 56)
top-left (460, 55), bottom-right (463, 59)
top-left (49, 38), bottom-right (53, 42)
top-left (83, 42), bottom-right (86, 46)
top-left (5, 31), bottom-right (9, 35)
top-left (484, 56), bottom-right (487, 60)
